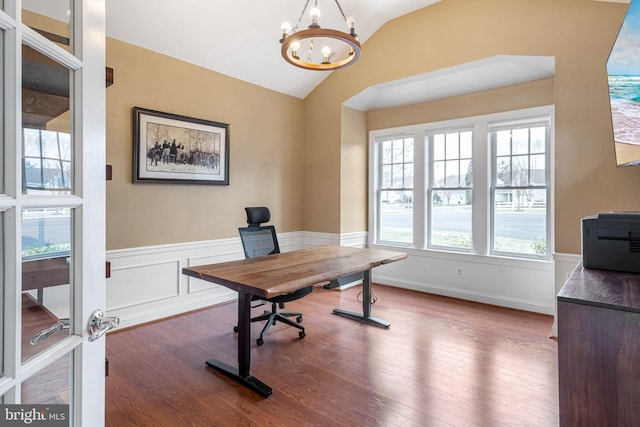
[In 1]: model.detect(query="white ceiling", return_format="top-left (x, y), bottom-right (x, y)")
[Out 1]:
top-left (94, 1), bottom-right (569, 110)
top-left (105, 0), bottom-right (442, 100)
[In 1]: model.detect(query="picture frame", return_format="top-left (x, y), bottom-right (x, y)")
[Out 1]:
top-left (133, 107), bottom-right (230, 185)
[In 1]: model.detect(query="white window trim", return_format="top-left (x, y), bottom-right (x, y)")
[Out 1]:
top-left (369, 105), bottom-right (555, 261)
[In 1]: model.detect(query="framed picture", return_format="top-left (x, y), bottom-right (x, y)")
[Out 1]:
top-left (133, 107), bottom-right (230, 185)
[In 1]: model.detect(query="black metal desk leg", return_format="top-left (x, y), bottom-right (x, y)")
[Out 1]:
top-left (332, 269), bottom-right (391, 328)
top-left (205, 291), bottom-right (273, 397)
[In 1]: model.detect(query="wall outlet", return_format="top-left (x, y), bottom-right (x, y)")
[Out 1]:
top-left (457, 268), bottom-right (463, 276)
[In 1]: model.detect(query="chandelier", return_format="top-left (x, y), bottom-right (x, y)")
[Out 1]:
top-left (279, 0), bottom-right (361, 71)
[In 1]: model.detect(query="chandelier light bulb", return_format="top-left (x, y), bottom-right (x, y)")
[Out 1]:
top-left (291, 41), bottom-right (300, 58)
top-left (346, 17), bottom-right (355, 30)
top-left (310, 7), bottom-right (320, 27)
top-left (321, 46), bottom-right (331, 64)
top-left (281, 22), bottom-right (292, 42)
top-left (346, 16), bottom-right (356, 36)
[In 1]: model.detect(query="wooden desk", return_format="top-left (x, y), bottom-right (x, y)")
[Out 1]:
top-left (182, 245), bottom-right (407, 397)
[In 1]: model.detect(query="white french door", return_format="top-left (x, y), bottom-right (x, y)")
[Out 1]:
top-left (0, 1), bottom-right (109, 425)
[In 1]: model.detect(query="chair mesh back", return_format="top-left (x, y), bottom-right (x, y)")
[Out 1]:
top-left (238, 226), bottom-right (280, 259)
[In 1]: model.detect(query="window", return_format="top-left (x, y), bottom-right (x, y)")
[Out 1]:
top-left (376, 134), bottom-right (414, 245)
top-left (370, 106), bottom-right (553, 260)
top-left (491, 119), bottom-right (549, 257)
top-left (430, 129), bottom-right (473, 250)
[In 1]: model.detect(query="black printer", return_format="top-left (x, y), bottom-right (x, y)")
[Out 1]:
top-left (582, 212), bottom-right (640, 273)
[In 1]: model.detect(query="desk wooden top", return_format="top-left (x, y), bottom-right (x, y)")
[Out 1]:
top-left (182, 245), bottom-right (407, 299)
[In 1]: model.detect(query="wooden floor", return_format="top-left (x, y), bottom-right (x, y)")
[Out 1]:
top-left (105, 285), bottom-right (559, 426)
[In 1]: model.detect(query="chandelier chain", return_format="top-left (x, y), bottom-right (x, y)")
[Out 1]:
top-left (294, 0), bottom-right (312, 31)
top-left (333, 0), bottom-right (348, 21)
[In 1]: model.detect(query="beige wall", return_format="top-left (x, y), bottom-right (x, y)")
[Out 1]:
top-left (106, 39), bottom-right (304, 250)
top-left (341, 106), bottom-right (368, 232)
top-left (367, 78), bottom-right (555, 131)
top-left (304, 0), bottom-right (640, 254)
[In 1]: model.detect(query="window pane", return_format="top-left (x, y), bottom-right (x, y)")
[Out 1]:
top-left (531, 127), bottom-right (545, 153)
top-left (392, 164), bottom-right (404, 188)
top-left (380, 136), bottom-right (413, 190)
top-left (404, 163), bottom-right (413, 188)
top-left (22, 0), bottom-right (72, 53)
top-left (512, 155), bottom-right (530, 185)
top-left (496, 157), bottom-right (512, 186)
top-left (496, 131), bottom-right (511, 155)
top-left (431, 190), bottom-right (472, 249)
top-left (433, 134), bottom-right (445, 160)
top-left (23, 129), bottom-right (41, 157)
top-left (460, 131), bottom-right (473, 158)
top-left (382, 165), bottom-right (392, 188)
top-left (0, 214), bottom-right (3, 378)
top-left (382, 140), bottom-right (392, 163)
top-left (379, 191), bottom-right (413, 244)
top-left (22, 45), bottom-right (72, 195)
top-left (445, 160), bottom-right (459, 187)
top-left (494, 190), bottom-right (547, 256)
top-left (512, 129), bottom-right (529, 154)
top-left (445, 133), bottom-right (459, 159)
top-left (0, 30), bottom-right (3, 193)
top-left (22, 208), bottom-right (72, 363)
top-left (404, 139), bottom-right (414, 161)
top-left (461, 159), bottom-right (472, 186)
top-left (433, 161), bottom-right (444, 186)
top-left (531, 154), bottom-right (546, 184)
top-left (392, 140), bottom-right (404, 163)
top-left (22, 353), bottom-right (70, 405)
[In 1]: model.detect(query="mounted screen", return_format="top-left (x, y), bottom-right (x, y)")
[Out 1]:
top-left (608, 0), bottom-right (640, 167)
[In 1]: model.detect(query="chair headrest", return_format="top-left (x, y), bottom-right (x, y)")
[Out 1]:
top-left (245, 207), bottom-right (270, 226)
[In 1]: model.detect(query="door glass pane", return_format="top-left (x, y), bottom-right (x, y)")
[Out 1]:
top-left (22, 45), bottom-right (72, 195)
top-left (21, 208), bottom-right (72, 363)
top-left (0, 214), bottom-right (3, 379)
top-left (21, 353), bottom-right (70, 406)
top-left (22, 0), bottom-right (72, 53)
top-left (0, 30), bottom-right (3, 194)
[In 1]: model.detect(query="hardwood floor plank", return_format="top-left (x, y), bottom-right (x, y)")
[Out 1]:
top-left (106, 285), bottom-right (558, 426)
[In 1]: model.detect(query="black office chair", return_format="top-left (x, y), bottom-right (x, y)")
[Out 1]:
top-left (235, 207), bottom-right (312, 345)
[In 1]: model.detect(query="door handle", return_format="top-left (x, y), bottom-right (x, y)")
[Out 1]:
top-left (87, 309), bottom-right (120, 342)
top-left (30, 318), bottom-right (70, 345)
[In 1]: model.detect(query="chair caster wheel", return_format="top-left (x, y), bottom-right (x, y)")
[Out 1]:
top-left (296, 316), bottom-right (303, 323)
top-left (256, 338), bottom-right (264, 346)
top-left (299, 331), bottom-right (306, 339)
top-left (233, 326), bottom-right (238, 333)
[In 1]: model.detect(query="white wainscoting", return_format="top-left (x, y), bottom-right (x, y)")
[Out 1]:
top-left (370, 244), bottom-right (557, 316)
top-left (550, 252), bottom-right (581, 337)
top-left (106, 231), bottom-right (567, 331)
top-left (106, 231), bottom-right (315, 328)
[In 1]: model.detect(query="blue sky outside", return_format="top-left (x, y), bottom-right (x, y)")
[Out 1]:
top-left (608, 0), bottom-right (640, 76)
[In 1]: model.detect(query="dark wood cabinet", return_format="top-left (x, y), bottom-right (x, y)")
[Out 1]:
top-left (557, 264), bottom-right (640, 426)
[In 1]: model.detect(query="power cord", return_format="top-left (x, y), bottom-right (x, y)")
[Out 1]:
top-left (356, 291), bottom-right (377, 306)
